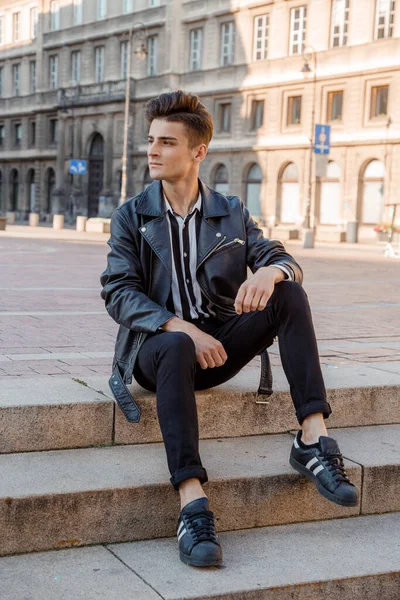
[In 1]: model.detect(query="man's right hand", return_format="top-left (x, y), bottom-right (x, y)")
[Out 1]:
top-left (162, 317), bottom-right (228, 369)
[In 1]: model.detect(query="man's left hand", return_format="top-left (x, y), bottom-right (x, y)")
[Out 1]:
top-left (234, 266), bottom-right (285, 315)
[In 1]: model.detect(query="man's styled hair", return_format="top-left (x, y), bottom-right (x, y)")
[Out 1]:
top-left (145, 90), bottom-right (213, 148)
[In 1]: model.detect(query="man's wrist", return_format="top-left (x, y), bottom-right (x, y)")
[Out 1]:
top-left (161, 316), bottom-right (196, 334)
top-left (260, 266), bottom-right (286, 283)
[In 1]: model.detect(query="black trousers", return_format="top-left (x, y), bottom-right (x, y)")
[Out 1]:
top-left (133, 281), bottom-right (331, 490)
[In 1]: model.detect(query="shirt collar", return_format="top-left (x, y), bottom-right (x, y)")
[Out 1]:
top-left (163, 191), bottom-right (202, 218)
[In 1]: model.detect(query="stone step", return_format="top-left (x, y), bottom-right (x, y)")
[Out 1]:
top-left (1, 424), bottom-right (399, 556)
top-left (2, 513), bottom-right (399, 599)
top-left (1, 363), bottom-right (400, 453)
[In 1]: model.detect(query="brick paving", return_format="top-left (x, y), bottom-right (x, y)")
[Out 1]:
top-left (0, 233), bottom-right (399, 379)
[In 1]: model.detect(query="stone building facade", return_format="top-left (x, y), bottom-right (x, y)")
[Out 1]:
top-left (0, 0), bottom-right (399, 237)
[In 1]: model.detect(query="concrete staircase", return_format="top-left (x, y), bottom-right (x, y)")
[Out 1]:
top-left (1, 363), bottom-right (400, 599)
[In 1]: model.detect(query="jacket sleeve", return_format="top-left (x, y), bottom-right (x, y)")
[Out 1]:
top-left (100, 208), bottom-right (175, 333)
top-left (243, 204), bottom-right (303, 284)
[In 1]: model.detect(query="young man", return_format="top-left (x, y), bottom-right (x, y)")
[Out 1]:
top-left (100, 90), bottom-right (359, 568)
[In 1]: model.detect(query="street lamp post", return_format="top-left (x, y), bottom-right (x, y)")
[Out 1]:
top-left (120, 24), bottom-right (147, 206)
top-left (301, 46), bottom-right (317, 249)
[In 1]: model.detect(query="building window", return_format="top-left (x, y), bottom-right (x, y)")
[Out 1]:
top-left (49, 118), bottom-right (58, 144)
top-left (0, 124), bottom-right (5, 147)
top-left (13, 64), bottom-right (20, 96)
top-left (189, 28), bottom-right (203, 71)
top-left (30, 121), bottom-right (36, 146)
top-left (331, 0), bottom-right (349, 47)
top-left (49, 55), bottom-right (58, 90)
top-left (30, 7), bottom-right (38, 39)
top-left (370, 85), bottom-right (389, 118)
top-left (375, 0), bottom-right (395, 39)
top-left (120, 41), bottom-right (129, 79)
top-left (13, 12), bottom-right (20, 41)
top-left (0, 17), bottom-right (3, 45)
top-left (30, 61), bottom-right (37, 93)
top-left (251, 100), bottom-right (264, 130)
top-left (289, 6), bottom-right (307, 55)
top-left (14, 122), bottom-right (22, 147)
top-left (50, 1), bottom-right (60, 31)
top-left (149, 0), bottom-right (161, 7)
top-left (214, 164), bottom-right (229, 194)
top-left (71, 51), bottom-right (81, 85)
top-left (73, 0), bottom-right (83, 25)
top-left (0, 66), bottom-right (3, 97)
top-left (253, 14), bottom-right (269, 61)
top-left (147, 36), bottom-right (158, 76)
top-left (220, 22), bottom-right (235, 66)
top-left (287, 95), bottom-right (302, 125)
top-left (95, 46), bottom-right (105, 82)
top-left (123, 0), bottom-right (133, 12)
top-left (97, 0), bottom-right (107, 19)
top-left (218, 102), bottom-right (231, 133)
top-left (327, 90), bottom-right (343, 122)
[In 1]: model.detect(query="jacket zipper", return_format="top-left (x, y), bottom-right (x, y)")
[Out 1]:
top-left (196, 236), bottom-right (245, 271)
top-left (216, 237), bottom-right (245, 251)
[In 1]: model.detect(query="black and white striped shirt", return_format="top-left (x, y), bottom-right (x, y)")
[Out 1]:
top-left (163, 192), bottom-right (292, 321)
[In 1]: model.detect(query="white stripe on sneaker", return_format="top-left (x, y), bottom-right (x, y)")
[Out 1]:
top-left (306, 457), bottom-right (319, 470)
top-left (177, 521), bottom-right (185, 536)
top-left (293, 436), bottom-right (300, 449)
top-left (313, 465), bottom-right (324, 476)
top-left (178, 528), bottom-right (187, 541)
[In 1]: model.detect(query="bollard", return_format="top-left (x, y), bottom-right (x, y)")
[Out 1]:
top-left (29, 213), bottom-right (40, 227)
top-left (76, 216), bottom-right (87, 232)
top-left (0, 217), bottom-right (6, 231)
top-left (53, 214), bottom-right (64, 230)
top-left (6, 212), bottom-right (15, 225)
top-left (303, 228), bottom-right (315, 249)
top-left (346, 221), bottom-right (358, 244)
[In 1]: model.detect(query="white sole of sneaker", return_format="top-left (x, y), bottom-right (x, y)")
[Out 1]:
top-left (289, 455), bottom-right (359, 507)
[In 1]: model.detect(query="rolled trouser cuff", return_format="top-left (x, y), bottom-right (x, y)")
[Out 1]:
top-left (170, 466), bottom-right (208, 491)
top-left (296, 400), bottom-right (332, 426)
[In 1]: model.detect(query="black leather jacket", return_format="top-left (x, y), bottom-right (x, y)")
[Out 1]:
top-left (100, 179), bottom-right (303, 422)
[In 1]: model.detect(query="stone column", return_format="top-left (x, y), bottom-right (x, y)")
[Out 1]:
top-left (51, 116), bottom-right (66, 214)
top-left (99, 112), bottom-right (115, 217)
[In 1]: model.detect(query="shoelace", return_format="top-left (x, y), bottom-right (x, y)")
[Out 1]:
top-left (184, 510), bottom-right (218, 543)
top-left (321, 452), bottom-right (351, 483)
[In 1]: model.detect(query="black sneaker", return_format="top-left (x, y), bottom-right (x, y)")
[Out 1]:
top-left (177, 497), bottom-right (223, 568)
top-left (289, 431), bottom-right (359, 507)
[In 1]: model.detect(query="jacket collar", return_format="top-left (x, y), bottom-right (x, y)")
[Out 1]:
top-left (135, 179), bottom-right (230, 219)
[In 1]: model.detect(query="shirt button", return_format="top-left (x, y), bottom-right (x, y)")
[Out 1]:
top-left (184, 252), bottom-right (187, 258)
top-left (141, 227), bottom-right (146, 232)
top-left (186, 278), bottom-right (190, 283)
top-left (216, 232), bottom-right (222, 237)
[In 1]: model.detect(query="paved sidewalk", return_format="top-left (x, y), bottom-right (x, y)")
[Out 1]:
top-left (0, 232), bottom-right (399, 380)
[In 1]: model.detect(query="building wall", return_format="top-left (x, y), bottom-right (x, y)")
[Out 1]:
top-left (0, 0), bottom-right (399, 232)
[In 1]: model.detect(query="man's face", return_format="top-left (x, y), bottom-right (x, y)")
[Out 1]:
top-left (147, 119), bottom-right (206, 182)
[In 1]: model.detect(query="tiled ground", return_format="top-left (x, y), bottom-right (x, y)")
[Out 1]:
top-left (0, 235), bottom-right (399, 379)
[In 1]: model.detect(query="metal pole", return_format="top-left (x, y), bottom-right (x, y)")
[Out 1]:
top-left (120, 27), bottom-right (133, 206)
top-left (69, 108), bottom-right (74, 224)
top-left (304, 54), bottom-right (316, 230)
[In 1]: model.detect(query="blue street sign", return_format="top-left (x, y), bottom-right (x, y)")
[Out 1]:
top-left (314, 124), bottom-right (331, 155)
top-left (69, 159), bottom-right (87, 175)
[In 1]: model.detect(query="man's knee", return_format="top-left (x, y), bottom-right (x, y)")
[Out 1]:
top-left (273, 281), bottom-right (308, 311)
top-left (157, 331), bottom-right (196, 362)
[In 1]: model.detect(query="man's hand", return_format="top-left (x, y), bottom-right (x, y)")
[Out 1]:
top-left (162, 317), bottom-right (227, 369)
top-left (234, 266), bottom-right (285, 315)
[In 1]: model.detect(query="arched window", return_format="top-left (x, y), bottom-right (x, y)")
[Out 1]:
top-left (10, 169), bottom-right (19, 211)
top-left (88, 133), bottom-right (104, 217)
top-left (361, 159), bottom-right (385, 224)
top-left (214, 164), bottom-right (229, 195)
top-left (0, 171), bottom-right (3, 213)
top-left (245, 163), bottom-right (262, 218)
top-left (319, 161), bottom-right (341, 225)
top-left (279, 163), bottom-right (300, 224)
top-left (143, 167), bottom-right (152, 190)
top-left (27, 169), bottom-right (36, 213)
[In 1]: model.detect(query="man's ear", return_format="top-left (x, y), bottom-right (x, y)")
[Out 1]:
top-left (194, 144), bottom-right (207, 163)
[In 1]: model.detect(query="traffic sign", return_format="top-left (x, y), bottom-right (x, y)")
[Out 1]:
top-left (69, 159), bottom-right (87, 175)
top-left (314, 124), bottom-right (331, 155)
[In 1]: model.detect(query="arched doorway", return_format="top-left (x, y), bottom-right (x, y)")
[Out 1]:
top-left (27, 169), bottom-right (36, 213)
top-left (360, 160), bottom-right (385, 224)
top-left (143, 167), bottom-right (152, 190)
top-left (279, 163), bottom-right (300, 224)
top-left (0, 171), bottom-right (3, 213)
top-left (246, 164), bottom-right (262, 218)
top-left (10, 169), bottom-right (19, 211)
top-left (319, 161), bottom-right (341, 225)
top-left (88, 133), bottom-right (104, 217)
top-left (45, 168), bottom-right (55, 213)
top-left (214, 164), bottom-right (229, 195)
